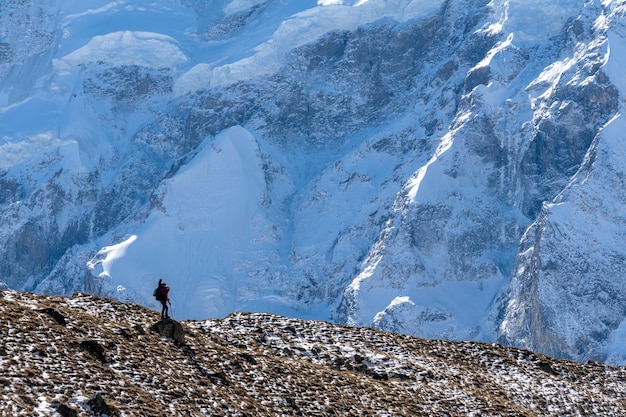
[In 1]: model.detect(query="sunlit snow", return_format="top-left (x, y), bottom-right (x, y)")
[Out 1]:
top-left (89, 126), bottom-right (268, 319)
top-left (54, 31), bottom-right (188, 69)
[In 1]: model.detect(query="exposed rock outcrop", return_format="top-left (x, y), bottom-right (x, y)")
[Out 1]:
top-left (150, 318), bottom-right (185, 344)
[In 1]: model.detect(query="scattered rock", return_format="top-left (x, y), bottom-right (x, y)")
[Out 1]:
top-left (115, 327), bottom-right (133, 339)
top-left (132, 324), bottom-right (145, 335)
top-left (51, 401), bottom-right (77, 417)
top-left (150, 318), bottom-right (185, 344)
top-left (37, 308), bottom-right (66, 326)
top-left (78, 340), bottom-right (107, 364)
top-left (88, 393), bottom-right (118, 417)
top-left (240, 352), bottom-right (257, 365)
top-left (538, 361), bottom-right (559, 376)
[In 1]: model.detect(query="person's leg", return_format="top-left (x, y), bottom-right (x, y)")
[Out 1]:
top-left (161, 301), bottom-right (166, 318)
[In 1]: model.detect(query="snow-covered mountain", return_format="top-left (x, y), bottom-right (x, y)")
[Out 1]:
top-left (3, 290), bottom-right (626, 416)
top-left (1, 0), bottom-right (626, 364)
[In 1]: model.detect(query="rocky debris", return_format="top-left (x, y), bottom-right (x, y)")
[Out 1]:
top-left (37, 307), bottom-right (66, 326)
top-left (50, 401), bottom-right (77, 417)
top-left (87, 393), bottom-right (118, 417)
top-left (77, 340), bottom-right (107, 364)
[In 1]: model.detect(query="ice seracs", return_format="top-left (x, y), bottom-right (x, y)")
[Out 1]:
top-left (54, 31), bottom-right (188, 70)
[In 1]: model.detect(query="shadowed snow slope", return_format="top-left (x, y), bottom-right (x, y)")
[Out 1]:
top-left (2, 290), bottom-right (626, 416)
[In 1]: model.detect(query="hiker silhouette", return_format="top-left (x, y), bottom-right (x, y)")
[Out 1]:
top-left (153, 279), bottom-right (170, 319)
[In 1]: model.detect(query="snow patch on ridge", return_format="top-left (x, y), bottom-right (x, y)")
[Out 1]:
top-left (0, 131), bottom-right (81, 171)
top-left (88, 235), bottom-right (138, 279)
top-left (491, 0), bottom-right (583, 43)
top-left (54, 31), bottom-right (188, 70)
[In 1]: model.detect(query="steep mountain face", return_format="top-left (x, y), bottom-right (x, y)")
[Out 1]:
top-left (495, 1), bottom-right (626, 364)
top-left (340, 0), bottom-right (624, 360)
top-left (0, 0), bottom-right (625, 364)
top-left (3, 290), bottom-right (626, 416)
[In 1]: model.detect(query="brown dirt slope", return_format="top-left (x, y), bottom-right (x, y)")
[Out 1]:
top-left (1, 290), bottom-right (626, 416)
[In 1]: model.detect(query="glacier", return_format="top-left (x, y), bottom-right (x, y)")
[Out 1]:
top-left (1, 0), bottom-right (626, 364)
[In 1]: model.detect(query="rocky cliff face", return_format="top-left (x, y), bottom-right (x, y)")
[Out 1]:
top-left (0, 0), bottom-right (625, 364)
top-left (2, 290), bottom-right (626, 416)
top-left (495, 1), bottom-right (626, 363)
top-left (338, 0), bottom-right (625, 360)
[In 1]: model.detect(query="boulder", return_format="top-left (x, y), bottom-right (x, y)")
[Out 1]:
top-left (78, 340), bottom-right (107, 364)
top-left (149, 318), bottom-right (185, 344)
top-left (88, 393), bottom-right (118, 417)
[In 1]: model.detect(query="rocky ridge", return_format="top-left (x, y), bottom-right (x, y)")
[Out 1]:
top-left (2, 290), bottom-right (626, 416)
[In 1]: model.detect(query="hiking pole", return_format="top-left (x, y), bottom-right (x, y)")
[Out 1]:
top-left (168, 301), bottom-right (173, 319)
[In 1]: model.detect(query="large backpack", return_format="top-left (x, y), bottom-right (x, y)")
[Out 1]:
top-left (154, 285), bottom-right (167, 302)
